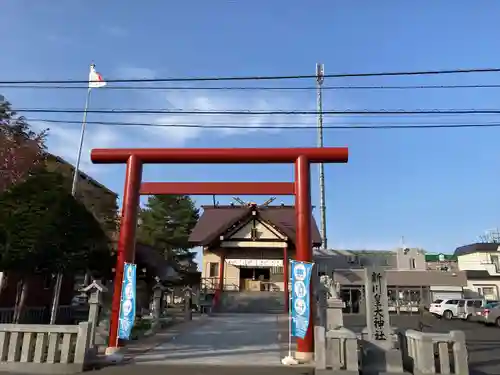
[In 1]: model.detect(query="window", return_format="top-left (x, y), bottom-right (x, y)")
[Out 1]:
top-left (271, 266), bottom-right (284, 275)
top-left (317, 262), bottom-right (328, 276)
top-left (446, 300), bottom-right (458, 305)
top-left (466, 300), bottom-right (474, 307)
top-left (473, 300), bottom-right (483, 308)
top-left (491, 255), bottom-right (500, 272)
top-left (482, 287), bottom-right (495, 295)
top-left (409, 258), bottom-right (416, 269)
top-left (208, 262), bottom-right (219, 277)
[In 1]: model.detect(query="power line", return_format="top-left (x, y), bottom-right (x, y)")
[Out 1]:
top-left (4, 83), bottom-right (500, 91)
top-left (15, 108), bottom-right (500, 115)
top-left (2, 67), bottom-right (500, 85)
top-left (28, 118), bottom-right (500, 130)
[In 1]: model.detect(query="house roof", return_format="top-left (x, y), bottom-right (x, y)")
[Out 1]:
top-left (314, 249), bottom-right (394, 258)
top-left (454, 243), bottom-right (500, 257)
top-left (189, 204), bottom-right (322, 247)
top-left (135, 242), bottom-right (179, 281)
top-left (46, 153), bottom-right (117, 197)
top-left (465, 270), bottom-right (500, 279)
top-left (334, 269), bottom-right (467, 287)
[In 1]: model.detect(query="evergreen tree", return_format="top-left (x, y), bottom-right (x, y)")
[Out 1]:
top-left (0, 170), bottom-right (112, 321)
top-left (137, 195), bottom-right (199, 259)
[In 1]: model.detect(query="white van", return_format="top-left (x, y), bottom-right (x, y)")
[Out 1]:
top-left (429, 298), bottom-right (486, 320)
top-left (456, 299), bottom-right (485, 320)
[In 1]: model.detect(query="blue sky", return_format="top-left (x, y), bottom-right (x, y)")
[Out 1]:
top-left (2, 0), bottom-right (500, 258)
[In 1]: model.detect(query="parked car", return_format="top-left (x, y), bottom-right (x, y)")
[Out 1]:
top-left (457, 299), bottom-right (486, 320)
top-left (469, 301), bottom-right (499, 322)
top-left (475, 302), bottom-right (500, 326)
top-left (429, 298), bottom-right (486, 320)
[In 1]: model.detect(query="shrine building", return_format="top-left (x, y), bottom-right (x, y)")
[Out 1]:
top-left (190, 203), bottom-right (321, 296)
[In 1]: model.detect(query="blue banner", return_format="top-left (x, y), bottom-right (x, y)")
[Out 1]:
top-left (118, 262), bottom-right (137, 340)
top-left (290, 260), bottom-right (314, 339)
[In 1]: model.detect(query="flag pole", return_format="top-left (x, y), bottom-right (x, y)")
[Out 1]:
top-left (71, 87), bottom-right (92, 196)
top-left (49, 66), bottom-right (93, 325)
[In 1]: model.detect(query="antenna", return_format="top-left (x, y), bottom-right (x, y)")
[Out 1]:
top-left (261, 197), bottom-right (276, 207)
top-left (233, 197), bottom-right (246, 206)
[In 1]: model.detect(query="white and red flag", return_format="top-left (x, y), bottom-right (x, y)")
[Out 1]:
top-left (88, 64), bottom-right (107, 88)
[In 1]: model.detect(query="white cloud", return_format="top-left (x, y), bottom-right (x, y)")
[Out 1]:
top-left (112, 66), bottom-right (315, 144)
top-left (31, 121), bottom-right (119, 175)
top-left (29, 66), bottom-right (315, 174)
top-left (143, 91), bottom-right (307, 144)
top-left (123, 83), bottom-right (315, 145)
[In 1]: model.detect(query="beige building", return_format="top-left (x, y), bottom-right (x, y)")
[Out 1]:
top-left (455, 243), bottom-right (500, 301)
top-left (191, 204), bottom-right (321, 296)
top-left (315, 248), bottom-right (466, 314)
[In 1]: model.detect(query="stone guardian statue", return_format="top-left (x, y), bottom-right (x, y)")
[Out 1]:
top-left (319, 275), bottom-right (339, 300)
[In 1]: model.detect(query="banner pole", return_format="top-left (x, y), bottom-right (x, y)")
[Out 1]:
top-left (282, 260), bottom-right (298, 365)
top-left (288, 260), bottom-right (292, 358)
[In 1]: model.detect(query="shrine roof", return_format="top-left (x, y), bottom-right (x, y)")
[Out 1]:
top-left (134, 242), bottom-right (179, 281)
top-left (189, 204), bottom-right (321, 247)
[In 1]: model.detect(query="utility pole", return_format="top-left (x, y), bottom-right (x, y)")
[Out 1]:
top-left (316, 63), bottom-right (327, 250)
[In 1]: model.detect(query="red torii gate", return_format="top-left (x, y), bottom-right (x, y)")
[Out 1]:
top-left (90, 147), bottom-right (348, 362)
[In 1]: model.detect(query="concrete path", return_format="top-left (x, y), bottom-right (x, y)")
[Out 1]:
top-left (133, 313), bottom-right (289, 366)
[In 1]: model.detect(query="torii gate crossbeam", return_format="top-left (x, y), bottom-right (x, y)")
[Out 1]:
top-left (90, 147), bottom-right (348, 363)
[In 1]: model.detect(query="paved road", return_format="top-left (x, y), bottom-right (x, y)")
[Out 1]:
top-left (91, 313), bottom-right (313, 375)
top-left (90, 313), bottom-right (500, 374)
top-left (133, 313), bottom-right (288, 366)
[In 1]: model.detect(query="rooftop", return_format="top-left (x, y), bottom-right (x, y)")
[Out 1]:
top-left (189, 204), bottom-right (322, 246)
top-left (454, 243), bottom-right (500, 257)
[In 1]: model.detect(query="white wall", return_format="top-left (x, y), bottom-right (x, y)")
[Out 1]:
top-left (458, 252), bottom-right (500, 300)
top-left (457, 252), bottom-right (500, 274)
top-left (464, 281), bottom-right (500, 300)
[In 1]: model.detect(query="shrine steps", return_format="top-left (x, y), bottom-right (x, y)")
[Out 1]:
top-left (218, 291), bottom-right (286, 314)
